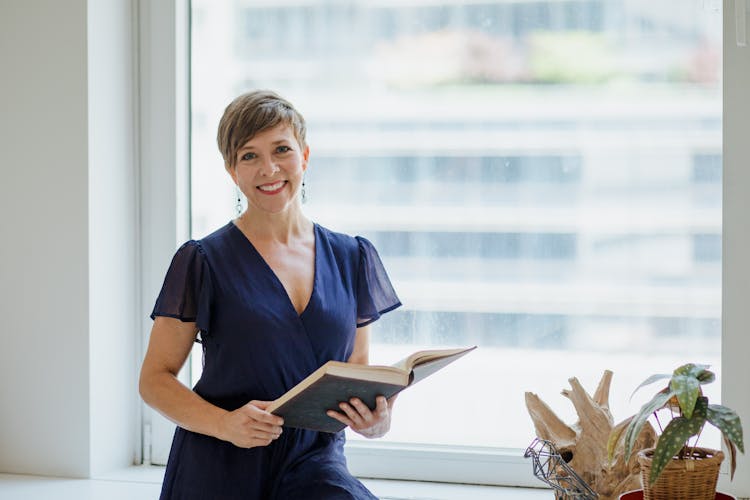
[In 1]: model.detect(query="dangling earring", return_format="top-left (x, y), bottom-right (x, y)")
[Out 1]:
top-left (301, 175), bottom-right (307, 204)
top-left (235, 185), bottom-right (243, 216)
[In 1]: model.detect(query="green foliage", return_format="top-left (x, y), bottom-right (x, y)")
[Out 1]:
top-left (648, 397), bottom-right (708, 483)
top-left (527, 31), bottom-right (619, 84)
top-left (622, 389), bottom-right (674, 460)
top-left (670, 374), bottom-right (700, 419)
top-left (707, 405), bottom-right (745, 453)
top-left (608, 363), bottom-right (745, 485)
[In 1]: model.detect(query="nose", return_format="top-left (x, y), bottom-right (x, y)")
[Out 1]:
top-left (260, 159), bottom-right (279, 176)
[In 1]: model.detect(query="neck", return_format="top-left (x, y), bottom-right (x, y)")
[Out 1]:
top-left (235, 206), bottom-right (311, 244)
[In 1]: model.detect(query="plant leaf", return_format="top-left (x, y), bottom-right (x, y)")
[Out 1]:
top-left (630, 373), bottom-right (670, 401)
top-left (673, 363), bottom-right (710, 376)
top-left (696, 369), bottom-right (715, 384)
top-left (670, 374), bottom-right (700, 419)
top-left (648, 397), bottom-right (708, 485)
top-left (623, 390), bottom-right (674, 460)
top-left (673, 363), bottom-right (715, 384)
top-left (723, 434), bottom-right (738, 480)
top-left (608, 416), bottom-right (634, 463)
top-left (707, 404), bottom-right (745, 453)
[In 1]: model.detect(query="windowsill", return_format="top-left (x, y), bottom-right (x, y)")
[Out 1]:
top-left (0, 466), bottom-right (551, 500)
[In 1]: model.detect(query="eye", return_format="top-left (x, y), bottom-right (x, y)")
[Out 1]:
top-left (240, 152), bottom-right (257, 161)
top-left (275, 145), bottom-right (292, 154)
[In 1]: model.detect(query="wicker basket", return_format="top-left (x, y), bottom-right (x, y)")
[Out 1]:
top-left (637, 447), bottom-right (724, 500)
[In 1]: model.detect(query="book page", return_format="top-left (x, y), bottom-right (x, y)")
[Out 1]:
top-left (391, 346), bottom-right (477, 372)
top-left (409, 346), bottom-right (476, 385)
top-left (326, 361), bottom-right (408, 385)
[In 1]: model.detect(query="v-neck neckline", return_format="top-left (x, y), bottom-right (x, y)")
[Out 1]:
top-left (229, 221), bottom-right (318, 318)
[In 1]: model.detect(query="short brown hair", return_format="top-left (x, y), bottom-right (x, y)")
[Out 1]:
top-left (217, 90), bottom-right (307, 169)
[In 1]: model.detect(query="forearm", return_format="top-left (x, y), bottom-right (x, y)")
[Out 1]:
top-left (140, 370), bottom-right (227, 440)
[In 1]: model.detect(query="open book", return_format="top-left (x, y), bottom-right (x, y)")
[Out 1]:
top-left (267, 346), bottom-right (477, 433)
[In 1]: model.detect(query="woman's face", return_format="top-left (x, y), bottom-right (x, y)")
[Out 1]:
top-left (229, 123), bottom-right (309, 215)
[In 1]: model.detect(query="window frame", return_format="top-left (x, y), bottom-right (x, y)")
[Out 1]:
top-left (140, 1), bottom-right (750, 494)
top-left (717, 0), bottom-right (750, 494)
top-left (137, 0), bottom-right (191, 465)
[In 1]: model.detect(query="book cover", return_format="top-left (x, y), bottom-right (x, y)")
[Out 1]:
top-left (268, 346), bottom-right (476, 433)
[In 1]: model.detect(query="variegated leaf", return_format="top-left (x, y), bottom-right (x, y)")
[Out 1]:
top-left (696, 369), bottom-right (715, 384)
top-left (707, 404), bottom-right (745, 453)
top-left (648, 397), bottom-right (708, 485)
top-left (607, 416), bottom-right (634, 463)
top-left (673, 363), bottom-right (711, 377)
top-left (670, 374), bottom-right (700, 419)
top-left (629, 373), bottom-right (670, 401)
top-left (624, 390), bottom-right (673, 460)
top-left (672, 363), bottom-right (714, 384)
top-left (723, 434), bottom-right (738, 480)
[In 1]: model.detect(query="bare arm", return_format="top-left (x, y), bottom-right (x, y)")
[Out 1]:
top-left (331, 324), bottom-right (397, 438)
top-left (347, 324), bottom-right (371, 364)
top-left (139, 316), bottom-right (283, 448)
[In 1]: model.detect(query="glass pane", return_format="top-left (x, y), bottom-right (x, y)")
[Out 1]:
top-left (190, 0), bottom-right (722, 450)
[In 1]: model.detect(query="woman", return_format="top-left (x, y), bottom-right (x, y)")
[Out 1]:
top-left (139, 90), bottom-right (402, 499)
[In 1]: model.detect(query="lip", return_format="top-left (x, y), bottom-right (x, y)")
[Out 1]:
top-left (256, 180), bottom-right (287, 195)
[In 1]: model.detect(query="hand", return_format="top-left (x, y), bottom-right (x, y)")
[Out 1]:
top-left (327, 394), bottom-right (397, 439)
top-left (216, 400), bottom-right (284, 448)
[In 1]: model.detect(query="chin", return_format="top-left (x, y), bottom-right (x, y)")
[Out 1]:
top-left (251, 200), bottom-right (297, 214)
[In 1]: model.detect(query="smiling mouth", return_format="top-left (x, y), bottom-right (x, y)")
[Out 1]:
top-left (257, 181), bottom-right (287, 194)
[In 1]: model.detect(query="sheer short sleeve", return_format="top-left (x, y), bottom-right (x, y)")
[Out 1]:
top-left (151, 240), bottom-right (213, 334)
top-left (355, 236), bottom-right (402, 327)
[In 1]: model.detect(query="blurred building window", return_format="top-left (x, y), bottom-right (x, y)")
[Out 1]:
top-left (190, 0), bottom-right (722, 453)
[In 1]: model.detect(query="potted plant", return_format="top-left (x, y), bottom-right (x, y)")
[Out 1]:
top-left (608, 363), bottom-right (744, 500)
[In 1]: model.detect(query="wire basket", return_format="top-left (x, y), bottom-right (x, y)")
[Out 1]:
top-left (524, 438), bottom-right (598, 500)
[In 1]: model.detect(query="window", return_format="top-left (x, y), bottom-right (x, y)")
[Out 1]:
top-left (183, 0), bottom-right (724, 485)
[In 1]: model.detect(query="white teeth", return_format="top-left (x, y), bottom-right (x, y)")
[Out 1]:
top-left (258, 181), bottom-right (285, 192)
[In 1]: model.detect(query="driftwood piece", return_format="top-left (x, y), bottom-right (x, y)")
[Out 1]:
top-left (525, 370), bottom-right (657, 500)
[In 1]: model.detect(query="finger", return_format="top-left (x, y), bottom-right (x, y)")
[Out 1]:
top-left (244, 416), bottom-right (284, 433)
top-left (374, 396), bottom-right (388, 412)
top-left (230, 426), bottom-right (279, 449)
top-left (371, 396), bottom-right (389, 420)
top-left (239, 435), bottom-right (275, 449)
top-left (246, 401), bottom-right (284, 426)
top-left (339, 400), bottom-right (367, 427)
top-left (348, 398), bottom-right (375, 419)
top-left (244, 410), bottom-right (284, 429)
top-left (327, 410), bottom-right (353, 427)
top-left (250, 400), bottom-right (273, 410)
top-left (359, 397), bottom-right (388, 422)
top-left (249, 428), bottom-right (282, 442)
top-left (249, 422), bottom-right (283, 437)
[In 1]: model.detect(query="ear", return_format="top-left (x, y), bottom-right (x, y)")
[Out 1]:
top-left (302, 145), bottom-right (310, 172)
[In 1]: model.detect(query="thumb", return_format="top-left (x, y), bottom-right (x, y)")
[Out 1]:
top-left (247, 400), bottom-right (284, 426)
top-left (248, 400), bottom-right (273, 411)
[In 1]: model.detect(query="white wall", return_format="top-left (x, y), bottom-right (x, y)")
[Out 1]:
top-left (0, 0), bottom-right (138, 477)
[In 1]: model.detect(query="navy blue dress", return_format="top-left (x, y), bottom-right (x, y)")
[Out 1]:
top-left (151, 221), bottom-right (401, 500)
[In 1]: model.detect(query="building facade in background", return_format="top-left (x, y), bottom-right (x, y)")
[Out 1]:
top-left (189, 0), bottom-right (721, 448)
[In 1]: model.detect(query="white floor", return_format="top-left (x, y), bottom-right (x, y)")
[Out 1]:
top-left (0, 468), bottom-right (552, 500)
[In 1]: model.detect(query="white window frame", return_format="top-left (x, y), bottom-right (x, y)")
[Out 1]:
top-left (139, 1), bottom-right (750, 494)
top-left (717, 0), bottom-right (750, 495)
top-left (137, 0), bottom-right (191, 465)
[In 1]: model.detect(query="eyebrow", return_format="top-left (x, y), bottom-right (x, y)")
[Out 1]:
top-left (237, 139), bottom-right (292, 153)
